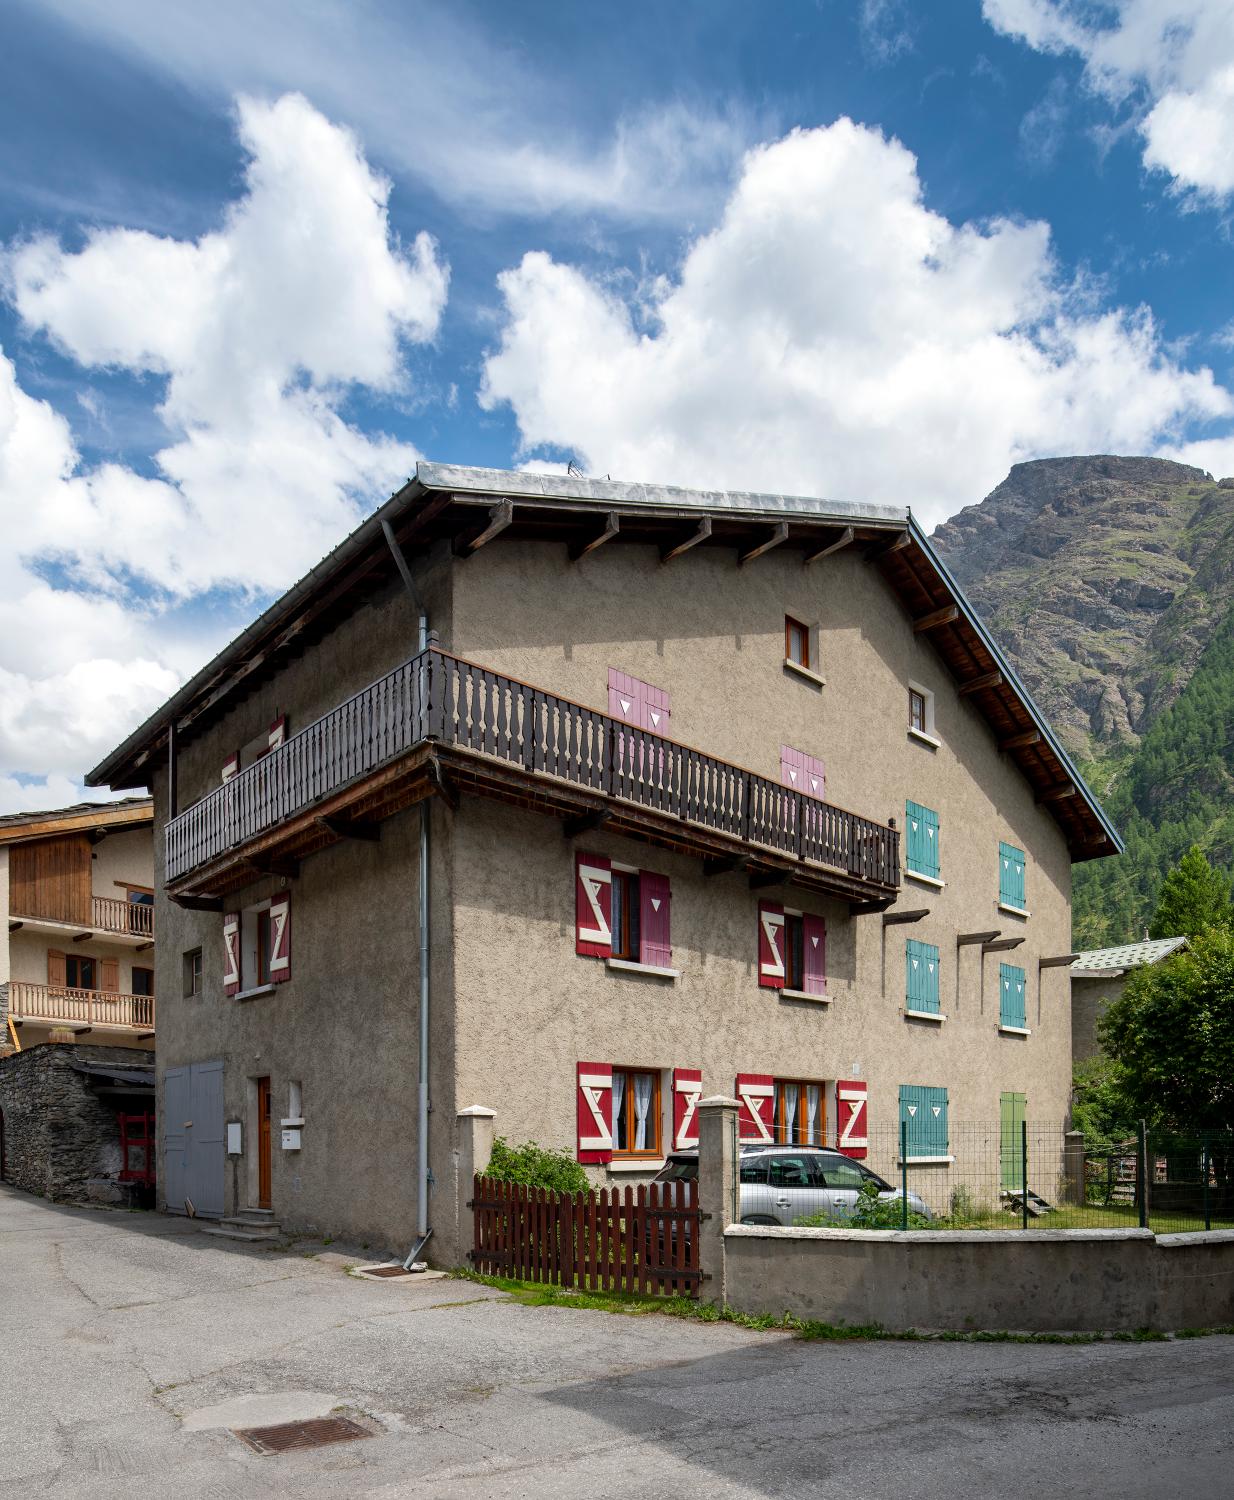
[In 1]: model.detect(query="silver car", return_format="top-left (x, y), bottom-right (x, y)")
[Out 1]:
top-left (656, 1145), bottom-right (933, 1225)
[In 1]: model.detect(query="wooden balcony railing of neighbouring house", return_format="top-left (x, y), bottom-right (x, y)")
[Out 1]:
top-left (7, 895), bottom-right (155, 938)
top-left (166, 647), bottom-right (901, 902)
top-left (6, 981), bottom-right (155, 1032)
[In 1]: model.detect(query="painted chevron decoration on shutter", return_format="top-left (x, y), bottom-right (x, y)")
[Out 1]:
top-left (269, 892), bottom-right (291, 982)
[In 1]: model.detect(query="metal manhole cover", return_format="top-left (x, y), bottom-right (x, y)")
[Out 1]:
top-left (233, 1416), bottom-right (373, 1455)
top-left (361, 1265), bottom-right (416, 1278)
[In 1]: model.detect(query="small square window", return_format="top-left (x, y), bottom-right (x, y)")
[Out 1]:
top-left (908, 682), bottom-right (936, 740)
top-left (183, 948), bottom-right (203, 998)
top-left (785, 616), bottom-right (810, 670)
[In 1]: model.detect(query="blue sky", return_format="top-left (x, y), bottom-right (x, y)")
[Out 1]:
top-left (2, 0), bottom-right (1233, 806)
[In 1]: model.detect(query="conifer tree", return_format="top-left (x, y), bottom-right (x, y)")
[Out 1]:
top-left (1148, 844), bottom-right (1232, 941)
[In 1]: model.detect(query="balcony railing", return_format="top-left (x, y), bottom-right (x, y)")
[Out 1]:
top-left (7, 981), bottom-right (155, 1031)
top-left (166, 648), bottom-right (900, 893)
top-left (8, 895), bottom-right (154, 938)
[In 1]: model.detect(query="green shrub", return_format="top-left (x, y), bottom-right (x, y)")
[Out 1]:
top-left (795, 1179), bottom-right (931, 1230)
top-left (485, 1136), bottom-right (589, 1196)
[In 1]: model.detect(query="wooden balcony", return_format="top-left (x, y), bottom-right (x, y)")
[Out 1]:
top-left (166, 648), bottom-right (901, 904)
top-left (7, 981), bottom-right (155, 1033)
top-left (8, 895), bottom-right (154, 940)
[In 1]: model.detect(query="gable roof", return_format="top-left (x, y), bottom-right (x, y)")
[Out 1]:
top-left (86, 463), bottom-right (1121, 861)
top-left (0, 797), bottom-right (153, 847)
top-left (1072, 936), bottom-right (1190, 974)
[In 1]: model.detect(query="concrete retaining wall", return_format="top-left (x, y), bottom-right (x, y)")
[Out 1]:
top-left (724, 1223), bottom-right (1234, 1332)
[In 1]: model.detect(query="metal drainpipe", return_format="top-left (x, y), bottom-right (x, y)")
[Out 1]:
top-left (382, 520), bottom-right (433, 1269)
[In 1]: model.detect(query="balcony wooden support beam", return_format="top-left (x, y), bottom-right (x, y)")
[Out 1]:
top-left (1000, 728), bottom-right (1041, 751)
top-left (958, 930), bottom-right (1000, 946)
top-left (243, 855), bottom-right (300, 880)
top-left (137, 1031), bottom-right (155, 1040)
top-left (983, 936), bottom-right (1025, 953)
top-left (169, 893), bottom-right (223, 912)
top-left (748, 867), bottom-right (791, 891)
top-left (8, 920), bottom-right (21, 932)
top-left (136, 942), bottom-right (154, 953)
top-left (805, 526), bottom-right (854, 564)
top-left (316, 814), bottom-right (381, 842)
top-left (958, 671), bottom-right (1003, 697)
top-left (661, 516), bottom-right (711, 563)
top-left (882, 908), bottom-right (929, 926)
top-left (71, 1025), bottom-right (92, 1036)
top-left (913, 604), bottom-right (959, 633)
top-left (569, 511), bottom-right (620, 561)
top-left (849, 899), bottom-right (893, 915)
top-left (455, 498), bottom-right (514, 557)
top-left (71, 932), bottom-right (93, 943)
top-left (738, 522), bottom-right (789, 566)
top-left (704, 855), bottom-right (750, 878)
top-left (1040, 952), bottom-right (1080, 969)
top-left (563, 809), bottom-right (610, 840)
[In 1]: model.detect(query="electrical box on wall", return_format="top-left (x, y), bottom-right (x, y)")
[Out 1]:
top-left (281, 1128), bottom-right (302, 1151)
top-left (226, 1122), bottom-right (243, 1155)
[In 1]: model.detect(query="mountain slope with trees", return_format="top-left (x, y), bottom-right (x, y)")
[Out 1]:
top-left (932, 456), bottom-right (1234, 945)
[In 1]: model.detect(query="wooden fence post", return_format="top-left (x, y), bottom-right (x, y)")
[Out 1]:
top-left (456, 1105), bottom-right (496, 1267)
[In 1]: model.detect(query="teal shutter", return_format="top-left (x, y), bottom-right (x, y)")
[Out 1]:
top-left (999, 963), bottom-right (1027, 1028)
top-left (905, 939), bottom-right (940, 1013)
top-left (900, 1085), bottom-right (948, 1156)
top-left (999, 841), bottom-right (1026, 908)
top-left (906, 800), bottom-right (940, 878)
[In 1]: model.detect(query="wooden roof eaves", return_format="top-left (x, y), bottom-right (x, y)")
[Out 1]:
top-left (0, 802), bottom-right (153, 846)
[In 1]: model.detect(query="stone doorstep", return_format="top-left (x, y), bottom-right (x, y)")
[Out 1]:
top-left (198, 1214), bottom-right (285, 1243)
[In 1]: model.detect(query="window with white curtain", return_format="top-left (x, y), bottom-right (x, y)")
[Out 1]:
top-left (776, 1079), bottom-right (826, 1145)
top-left (612, 1067), bottom-right (662, 1157)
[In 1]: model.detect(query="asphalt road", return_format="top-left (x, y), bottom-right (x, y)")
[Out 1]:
top-left (2, 1184), bottom-right (1232, 1498)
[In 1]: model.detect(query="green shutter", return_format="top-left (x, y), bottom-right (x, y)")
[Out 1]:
top-left (999, 841), bottom-right (1026, 908)
top-left (906, 800), bottom-right (940, 878)
top-left (906, 939), bottom-right (940, 1013)
top-left (900, 1084), bottom-right (948, 1157)
top-left (999, 963), bottom-right (1027, 1028)
top-left (1000, 1091), bottom-right (1026, 1190)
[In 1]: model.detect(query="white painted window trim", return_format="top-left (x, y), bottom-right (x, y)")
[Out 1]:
top-left (783, 657), bottom-right (825, 687)
top-left (904, 1008), bottom-right (946, 1023)
top-left (907, 727), bottom-right (942, 749)
top-left (998, 902), bottom-right (1031, 918)
top-left (608, 1157), bottom-right (666, 1174)
top-left (998, 1024), bottom-right (1032, 1037)
top-left (907, 680), bottom-right (937, 740)
top-left (898, 1155), bottom-right (955, 1166)
top-left (234, 982), bottom-right (276, 1002)
top-left (606, 957), bottom-right (680, 980)
top-left (905, 870), bottom-right (945, 890)
top-left (780, 987), bottom-right (831, 1004)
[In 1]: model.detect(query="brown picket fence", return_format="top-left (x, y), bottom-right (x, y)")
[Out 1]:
top-left (470, 1175), bottom-right (702, 1297)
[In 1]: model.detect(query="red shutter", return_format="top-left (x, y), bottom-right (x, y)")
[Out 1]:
top-left (802, 913), bottom-right (827, 997)
top-left (268, 891), bottom-right (291, 983)
top-left (223, 913), bottom-right (240, 997)
top-left (577, 1061), bottom-right (613, 1163)
top-left (268, 716), bottom-right (286, 751)
top-left (222, 752), bottom-right (239, 783)
top-left (575, 853), bottom-right (612, 957)
top-left (757, 901), bottom-right (785, 988)
top-left (836, 1079), bottom-right (868, 1159)
top-left (672, 1067), bottom-right (702, 1150)
top-left (735, 1073), bottom-right (775, 1143)
top-left (639, 871), bottom-right (671, 968)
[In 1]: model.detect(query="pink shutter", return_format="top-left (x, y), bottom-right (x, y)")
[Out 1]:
top-left (836, 1079), bottom-right (868, 1159)
top-left (642, 683), bottom-right (671, 734)
top-left (672, 1067), bottom-right (702, 1150)
top-left (223, 913), bottom-right (240, 997)
top-left (757, 901), bottom-right (785, 988)
top-left (268, 891), bottom-right (291, 983)
top-left (577, 1061), bottom-right (613, 1163)
top-left (735, 1073), bottom-right (775, 1144)
top-left (575, 852), bottom-right (612, 957)
top-left (222, 752), bottom-right (239, 784)
top-left (802, 913), bottom-right (826, 997)
top-left (639, 871), bottom-right (671, 968)
top-left (268, 716), bottom-right (286, 751)
top-left (608, 668), bottom-right (642, 724)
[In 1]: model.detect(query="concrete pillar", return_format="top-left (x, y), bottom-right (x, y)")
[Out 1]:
top-left (1063, 1130), bottom-right (1086, 1206)
top-left (455, 1106), bottom-right (496, 1266)
top-left (696, 1095), bottom-right (739, 1307)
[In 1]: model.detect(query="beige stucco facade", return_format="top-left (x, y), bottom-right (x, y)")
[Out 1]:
top-left (148, 528), bottom-right (1080, 1264)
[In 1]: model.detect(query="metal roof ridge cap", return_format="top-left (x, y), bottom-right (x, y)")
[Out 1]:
top-left (907, 515), bottom-right (1124, 855)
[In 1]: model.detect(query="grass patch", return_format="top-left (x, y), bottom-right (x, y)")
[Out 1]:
top-left (449, 1270), bottom-right (1234, 1344)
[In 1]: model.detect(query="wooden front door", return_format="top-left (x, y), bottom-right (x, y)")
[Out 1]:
top-left (257, 1077), bottom-right (272, 1209)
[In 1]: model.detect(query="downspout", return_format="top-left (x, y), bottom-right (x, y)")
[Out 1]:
top-left (382, 519), bottom-right (433, 1269)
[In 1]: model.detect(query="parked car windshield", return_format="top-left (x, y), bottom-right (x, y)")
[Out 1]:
top-left (656, 1158), bottom-right (698, 1182)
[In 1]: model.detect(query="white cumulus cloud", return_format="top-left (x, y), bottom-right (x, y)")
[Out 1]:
top-left (984, 1), bottom-right (1234, 200)
top-left (0, 93), bottom-right (447, 803)
top-left (481, 120), bottom-right (1232, 527)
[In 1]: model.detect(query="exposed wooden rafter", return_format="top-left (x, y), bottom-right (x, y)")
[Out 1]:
top-left (882, 908), bottom-right (929, 926)
top-left (1037, 783), bottom-right (1077, 803)
top-left (912, 604), bottom-right (959, 633)
top-left (661, 516), bottom-right (712, 563)
top-left (804, 526), bottom-right (854, 564)
top-left (455, 497), bottom-right (514, 557)
top-left (738, 522), bottom-right (789, 566)
top-left (958, 671), bottom-right (1004, 697)
top-left (982, 936), bottom-right (1025, 953)
top-left (867, 531), bottom-right (910, 561)
top-left (1039, 953), bottom-right (1080, 969)
top-left (1000, 729), bottom-right (1041, 751)
top-left (958, 930), bottom-right (1000, 946)
top-left (568, 511), bottom-right (621, 561)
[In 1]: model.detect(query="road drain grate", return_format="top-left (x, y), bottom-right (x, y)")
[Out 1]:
top-left (361, 1265), bottom-right (417, 1278)
top-left (233, 1416), bottom-right (373, 1455)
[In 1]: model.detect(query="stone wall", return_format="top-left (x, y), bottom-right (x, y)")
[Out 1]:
top-left (0, 1044), bottom-right (152, 1200)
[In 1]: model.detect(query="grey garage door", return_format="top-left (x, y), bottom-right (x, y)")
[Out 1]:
top-left (163, 1059), bottom-right (224, 1218)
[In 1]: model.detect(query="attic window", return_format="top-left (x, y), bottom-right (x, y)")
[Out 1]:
top-left (785, 616), bottom-right (810, 670)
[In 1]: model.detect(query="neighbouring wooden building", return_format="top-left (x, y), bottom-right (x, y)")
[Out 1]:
top-left (86, 464), bottom-right (1120, 1262)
